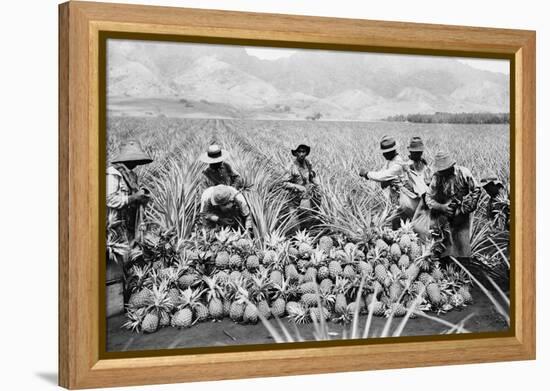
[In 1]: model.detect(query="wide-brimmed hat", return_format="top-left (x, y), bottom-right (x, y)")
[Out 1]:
top-left (210, 185), bottom-right (235, 206)
top-left (380, 135), bottom-right (397, 153)
top-left (407, 136), bottom-right (425, 152)
top-left (200, 144), bottom-right (228, 164)
top-left (291, 144), bottom-right (311, 156)
top-left (433, 151), bottom-right (456, 172)
top-left (111, 140), bottom-right (153, 165)
top-left (480, 173), bottom-right (503, 187)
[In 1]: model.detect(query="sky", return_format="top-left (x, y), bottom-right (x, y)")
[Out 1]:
top-left (245, 47), bottom-right (510, 74)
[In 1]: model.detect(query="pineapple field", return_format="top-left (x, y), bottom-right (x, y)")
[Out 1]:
top-left (107, 117), bottom-right (510, 351)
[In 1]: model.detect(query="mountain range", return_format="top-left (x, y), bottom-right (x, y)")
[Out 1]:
top-left (107, 40), bottom-right (509, 120)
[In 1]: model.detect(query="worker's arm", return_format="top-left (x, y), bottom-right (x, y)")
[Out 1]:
top-left (106, 172), bottom-right (128, 209)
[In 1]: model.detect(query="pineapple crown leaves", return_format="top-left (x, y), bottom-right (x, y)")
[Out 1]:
top-left (202, 275), bottom-right (225, 302)
top-left (122, 307), bottom-right (146, 333)
top-left (248, 270), bottom-right (273, 302)
top-left (214, 227), bottom-right (234, 245)
top-left (264, 231), bottom-right (286, 250)
top-left (293, 229), bottom-right (314, 246)
top-left (145, 280), bottom-right (174, 313)
top-left (309, 248), bottom-right (327, 267)
top-left (286, 302), bottom-right (310, 325)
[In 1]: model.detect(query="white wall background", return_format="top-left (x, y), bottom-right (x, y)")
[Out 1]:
top-left (0, 0), bottom-right (546, 389)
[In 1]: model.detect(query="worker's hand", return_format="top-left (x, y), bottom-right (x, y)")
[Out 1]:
top-left (441, 203), bottom-right (455, 216)
top-left (206, 214), bottom-right (219, 223)
top-left (358, 169), bottom-right (369, 179)
top-left (129, 190), bottom-right (150, 205)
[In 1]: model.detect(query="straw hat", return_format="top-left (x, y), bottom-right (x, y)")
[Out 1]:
top-left (291, 144), bottom-right (311, 157)
top-left (111, 140), bottom-right (153, 165)
top-left (210, 185), bottom-right (235, 206)
top-left (407, 136), bottom-right (425, 152)
top-left (200, 144), bottom-right (228, 164)
top-left (433, 151), bottom-right (456, 172)
top-left (380, 135), bottom-right (397, 153)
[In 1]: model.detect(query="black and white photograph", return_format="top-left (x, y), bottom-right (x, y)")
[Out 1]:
top-left (105, 38), bottom-right (511, 352)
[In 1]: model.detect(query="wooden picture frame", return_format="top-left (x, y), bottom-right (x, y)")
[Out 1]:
top-left (58, 1), bottom-right (536, 389)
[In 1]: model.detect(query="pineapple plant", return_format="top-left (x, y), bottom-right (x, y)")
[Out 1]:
top-left (375, 238), bottom-right (389, 255)
top-left (319, 278), bottom-right (333, 294)
top-left (390, 243), bottom-right (402, 261)
top-left (215, 251), bottom-right (230, 269)
top-left (385, 302), bottom-right (407, 318)
top-left (328, 260), bottom-right (343, 279)
top-left (142, 280), bottom-right (174, 333)
top-left (304, 267), bottom-right (318, 282)
top-left (343, 264), bottom-right (356, 279)
top-left (122, 307), bottom-right (146, 333)
top-left (262, 249), bottom-right (278, 266)
top-left (309, 306), bottom-right (330, 322)
top-left (419, 272), bottom-right (435, 287)
top-left (269, 269), bottom-right (283, 286)
top-left (318, 265), bottom-right (330, 280)
top-left (334, 277), bottom-right (350, 314)
top-left (431, 262), bottom-right (444, 282)
top-left (229, 254), bottom-right (243, 269)
top-left (318, 235), bottom-right (334, 253)
top-left (286, 301), bottom-right (309, 324)
top-left (397, 255), bottom-right (410, 269)
top-left (293, 230), bottom-right (314, 259)
top-left (426, 282), bottom-right (443, 306)
top-left (458, 286), bottom-right (473, 304)
top-left (285, 263), bottom-right (300, 282)
top-left (246, 254), bottom-right (260, 270)
top-left (203, 275), bottom-right (225, 320)
top-left (398, 234), bottom-right (412, 253)
top-left (128, 287), bottom-right (153, 308)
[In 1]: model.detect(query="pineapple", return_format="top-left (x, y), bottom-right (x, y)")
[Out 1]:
top-left (450, 293), bottom-right (465, 307)
top-left (215, 251), bottom-right (230, 269)
top-left (235, 238), bottom-right (253, 253)
top-left (285, 264), bottom-right (300, 282)
top-left (389, 263), bottom-right (401, 277)
top-left (419, 272), bottom-right (435, 286)
top-left (296, 259), bottom-right (309, 272)
top-left (270, 269), bottom-right (283, 286)
top-left (293, 230), bottom-right (314, 258)
top-left (458, 286), bottom-right (473, 304)
top-left (246, 254), bottom-right (260, 270)
top-left (405, 262), bottom-right (420, 282)
top-left (203, 275), bottom-right (225, 320)
top-left (431, 263), bottom-right (444, 282)
top-left (398, 234), bottom-right (412, 252)
top-left (229, 270), bottom-right (242, 282)
top-left (171, 308), bottom-right (193, 328)
top-left (309, 306), bottom-right (330, 322)
top-left (178, 273), bottom-right (199, 289)
top-left (299, 281), bottom-right (318, 295)
top-left (343, 265), bottom-right (356, 279)
top-left (334, 277), bottom-right (350, 314)
top-left (271, 297), bottom-right (286, 318)
top-left (287, 246), bottom-right (299, 259)
top-left (229, 301), bottom-right (245, 321)
top-left (194, 303), bottom-right (209, 322)
top-left (262, 249), bottom-right (278, 265)
top-left (357, 261), bottom-right (373, 276)
top-left (301, 293), bottom-right (318, 308)
top-left (141, 313), bottom-right (159, 333)
top-left (409, 241), bottom-right (422, 261)
top-left (374, 264), bottom-right (388, 284)
top-left (243, 303), bottom-right (259, 324)
top-left (304, 267), bottom-right (317, 282)
top-left (385, 303), bottom-right (407, 318)
top-left (319, 278), bottom-right (333, 294)
top-left (388, 280), bottom-right (403, 303)
top-left (318, 235), bottom-right (334, 253)
top-left (410, 281), bottom-right (426, 298)
top-left (318, 266), bottom-right (330, 280)
top-left (368, 301), bottom-right (386, 317)
top-left (229, 254), bottom-right (243, 269)
top-left (375, 238), bottom-right (389, 254)
top-left (390, 243), bottom-right (402, 261)
top-left (328, 260), bottom-right (342, 279)
top-left (129, 288), bottom-right (153, 308)
top-left (167, 288), bottom-right (180, 307)
top-left (426, 282), bottom-right (443, 305)
top-left (257, 300), bottom-right (271, 319)
top-left (397, 255), bottom-right (410, 269)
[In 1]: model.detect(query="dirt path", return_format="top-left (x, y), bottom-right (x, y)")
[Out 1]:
top-left (106, 286), bottom-right (509, 352)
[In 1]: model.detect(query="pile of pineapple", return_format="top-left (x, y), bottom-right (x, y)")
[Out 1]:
top-left (123, 224), bottom-right (474, 334)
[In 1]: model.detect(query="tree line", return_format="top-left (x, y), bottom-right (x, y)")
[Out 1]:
top-left (384, 112), bottom-right (509, 124)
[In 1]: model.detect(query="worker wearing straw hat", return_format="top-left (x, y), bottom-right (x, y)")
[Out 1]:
top-left (425, 151), bottom-right (481, 259)
top-left (282, 143), bottom-right (320, 231)
top-left (359, 135), bottom-right (418, 229)
top-left (199, 184), bottom-right (252, 233)
top-left (107, 140), bottom-right (153, 244)
top-left (480, 173), bottom-right (509, 229)
top-left (200, 144), bottom-right (243, 189)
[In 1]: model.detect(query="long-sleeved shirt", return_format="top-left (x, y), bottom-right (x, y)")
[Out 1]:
top-left (200, 186), bottom-right (252, 230)
top-left (106, 165), bottom-right (140, 240)
top-left (407, 159), bottom-right (432, 197)
top-left (366, 154), bottom-right (417, 199)
top-left (425, 165), bottom-right (481, 258)
top-left (202, 162), bottom-right (243, 189)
